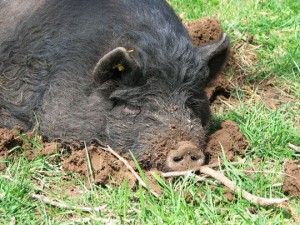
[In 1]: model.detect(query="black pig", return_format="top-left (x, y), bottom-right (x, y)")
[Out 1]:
top-left (0, 0), bottom-right (229, 171)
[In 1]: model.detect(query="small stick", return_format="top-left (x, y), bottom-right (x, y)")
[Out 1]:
top-left (31, 193), bottom-right (107, 213)
top-left (220, 169), bottom-right (296, 179)
top-left (102, 146), bottom-right (160, 198)
top-left (162, 158), bottom-right (246, 180)
top-left (1, 175), bottom-right (107, 213)
top-left (8, 217), bottom-right (16, 225)
top-left (288, 143), bottom-right (300, 152)
top-left (64, 217), bottom-right (134, 224)
top-left (84, 141), bottom-right (95, 190)
top-left (199, 166), bottom-right (288, 206)
top-left (162, 170), bottom-right (208, 182)
top-left (162, 166), bottom-right (288, 206)
top-left (271, 183), bottom-right (283, 187)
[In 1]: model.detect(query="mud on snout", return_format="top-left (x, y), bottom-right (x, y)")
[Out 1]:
top-left (137, 125), bottom-right (207, 172)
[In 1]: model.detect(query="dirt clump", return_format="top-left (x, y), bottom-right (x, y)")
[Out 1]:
top-left (0, 127), bottom-right (22, 153)
top-left (282, 161), bottom-right (300, 198)
top-left (25, 142), bottom-right (61, 161)
top-left (205, 120), bottom-right (247, 165)
top-left (61, 146), bottom-right (137, 187)
top-left (0, 127), bottom-right (61, 170)
top-left (185, 18), bottom-right (223, 46)
top-left (222, 189), bottom-right (235, 202)
top-left (205, 74), bottom-right (231, 104)
top-left (0, 127), bottom-right (22, 170)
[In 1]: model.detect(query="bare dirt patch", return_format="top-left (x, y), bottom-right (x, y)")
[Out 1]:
top-left (61, 146), bottom-right (136, 187)
top-left (283, 161), bottom-right (300, 198)
top-left (206, 120), bottom-right (247, 165)
top-left (0, 127), bottom-right (21, 153)
top-left (0, 127), bottom-right (61, 168)
top-left (256, 80), bottom-right (294, 110)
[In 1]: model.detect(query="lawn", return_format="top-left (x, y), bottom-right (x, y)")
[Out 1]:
top-left (1, 0), bottom-right (299, 224)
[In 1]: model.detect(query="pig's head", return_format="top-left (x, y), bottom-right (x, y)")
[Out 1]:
top-left (93, 34), bottom-right (230, 171)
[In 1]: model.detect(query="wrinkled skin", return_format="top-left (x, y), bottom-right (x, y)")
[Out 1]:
top-left (0, 0), bottom-right (229, 171)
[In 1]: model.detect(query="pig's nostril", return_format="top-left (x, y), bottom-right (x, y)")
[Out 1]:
top-left (173, 156), bottom-right (183, 162)
top-left (169, 124), bottom-right (176, 129)
top-left (190, 155), bottom-right (199, 161)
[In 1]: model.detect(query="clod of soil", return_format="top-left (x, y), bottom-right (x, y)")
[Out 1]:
top-left (205, 120), bottom-right (247, 165)
top-left (0, 127), bottom-right (22, 153)
top-left (223, 188), bottom-right (235, 202)
top-left (25, 142), bottom-right (61, 161)
top-left (61, 146), bottom-right (136, 187)
top-left (0, 127), bottom-right (22, 170)
top-left (205, 74), bottom-right (231, 103)
top-left (0, 127), bottom-right (61, 167)
top-left (282, 161), bottom-right (300, 198)
top-left (185, 18), bottom-right (223, 46)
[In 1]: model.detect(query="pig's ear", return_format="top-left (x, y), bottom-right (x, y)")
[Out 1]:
top-left (197, 33), bottom-right (230, 80)
top-left (93, 47), bottom-right (139, 84)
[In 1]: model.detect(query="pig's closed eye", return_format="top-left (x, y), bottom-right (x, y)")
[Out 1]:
top-left (124, 104), bottom-right (141, 115)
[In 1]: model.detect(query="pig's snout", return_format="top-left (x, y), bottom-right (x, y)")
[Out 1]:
top-left (166, 141), bottom-right (205, 171)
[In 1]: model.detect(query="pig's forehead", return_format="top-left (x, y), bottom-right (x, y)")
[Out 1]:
top-left (142, 65), bottom-right (209, 90)
top-left (130, 34), bottom-right (207, 76)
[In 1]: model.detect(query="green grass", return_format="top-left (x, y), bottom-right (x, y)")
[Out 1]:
top-left (1, 0), bottom-right (300, 224)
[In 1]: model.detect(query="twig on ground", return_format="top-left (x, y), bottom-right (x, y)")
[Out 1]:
top-left (31, 193), bottom-right (107, 213)
top-left (288, 143), bottom-right (300, 152)
top-left (102, 146), bottom-right (160, 198)
top-left (161, 170), bottom-right (208, 182)
top-left (8, 217), bottom-right (16, 225)
top-left (271, 183), bottom-right (283, 187)
top-left (63, 217), bottom-right (134, 224)
top-left (220, 169), bottom-right (297, 179)
top-left (162, 158), bottom-right (246, 181)
top-left (199, 166), bottom-right (288, 206)
top-left (84, 141), bottom-right (95, 190)
top-left (162, 166), bottom-right (288, 206)
top-left (1, 175), bottom-right (107, 213)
